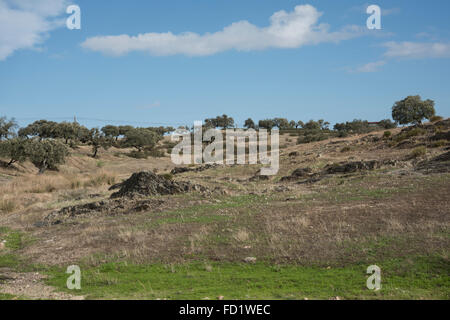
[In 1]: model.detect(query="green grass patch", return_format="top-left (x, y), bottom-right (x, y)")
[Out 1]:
top-left (0, 293), bottom-right (24, 300)
top-left (0, 253), bottom-right (22, 269)
top-left (44, 255), bottom-right (449, 300)
top-left (0, 227), bottom-right (34, 270)
top-left (143, 195), bottom-right (266, 228)
top-left (0, 227), bottom-right (34, 250)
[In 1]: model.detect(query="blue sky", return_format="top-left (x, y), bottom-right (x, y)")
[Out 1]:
top-left (1, 0), bottom-right (450, 128)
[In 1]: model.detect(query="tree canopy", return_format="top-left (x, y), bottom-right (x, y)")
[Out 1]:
top-left (392, 95), bottom-right (435, 125)
top-left (122, 128), bottom-right (161, 152)
top-left (0, 116), bottom-right (18, 140)
top-left (244, 118), bottom-right (256, 129)
top-left (205, 114), bottom-right (235, 129)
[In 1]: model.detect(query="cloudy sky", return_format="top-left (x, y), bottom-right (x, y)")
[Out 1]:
top-left (1, 0), bottom-right (449, 127)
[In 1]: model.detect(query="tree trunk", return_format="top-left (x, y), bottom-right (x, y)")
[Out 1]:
top-left (38, 159), bottom-right (48, 174)
top-left (7, 159), bottom-right (16, 166)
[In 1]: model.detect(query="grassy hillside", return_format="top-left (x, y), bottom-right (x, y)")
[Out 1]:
top-left (0, 121), bottom-right (449, 300)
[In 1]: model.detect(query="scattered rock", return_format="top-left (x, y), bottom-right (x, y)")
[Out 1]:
top-left (248, 174), bottom-right (270, 182)
top-left (282, 160), bottom-right (399, 185)
top-left (416, 151), bottom-right (450, 174)
top-left (324, 160), bottom-right (379, 174)
top-left (171, 164), bottom-right (218, 175)
top-left (330, 296), bottom-right (342, 300)
top-left (244, 257), bottom-right (257, 263)
top-left (280, 167), bottom-right (312, 181)
top-left (38, 198), bottom-right (167, 226)
top-left (274, 186), bottom-right (290, 193)
top-left (430, 131), bottom-right (450, 141)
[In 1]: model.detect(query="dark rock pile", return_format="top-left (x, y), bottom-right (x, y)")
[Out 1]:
top-left (416, 151), bottom-right (450, 174)
top-left (111, 171), bottom-right (207, 198)
top-left (36, 171), bottom-right (209, 226)
top-left (36, 198), bottom-right (166, 226)
top-left (280, 160), bottom-right (399, 184)
top-left (170, 164), bottom-right (218, 175)
top-left (280, 168), bottom-right (312, 182)
top-left (324, 160), bottom-right (380, 174)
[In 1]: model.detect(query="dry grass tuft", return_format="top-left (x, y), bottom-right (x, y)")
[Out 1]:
top-left (83, 173), bottom-right (116, 188)
top-left (0, 198), bottom-right (16, 214)
top-left (233, 229), bottom-right (250, 242)
top-left (410, 146), bottom-right (427, 158)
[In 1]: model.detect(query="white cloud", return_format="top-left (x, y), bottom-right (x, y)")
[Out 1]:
top-left (354, 60), bottom-right (386, 73)
top-left (383, 41), bottom-right (450, 59)
top-left (82, 5), bottom-right (364, 57)
top-left (352, 41), bottom-right (450, 73)
top-left (0, 0), bottom-right (67, 61)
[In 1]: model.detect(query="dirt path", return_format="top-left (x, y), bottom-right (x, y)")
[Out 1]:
top-left (0, 268), bottom-right (84, 300)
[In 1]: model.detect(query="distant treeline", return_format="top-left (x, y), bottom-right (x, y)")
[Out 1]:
top-left (0, 94), bottom-right (441, 173)
top-left (0, 118), bottom-right (175, 172)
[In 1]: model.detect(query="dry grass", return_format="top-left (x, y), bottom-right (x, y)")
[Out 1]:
top-left (410, 146), bottom-right (427, 158)
top-left (83, 173), bottom-right (116, 188)
top-left (0, 129), bottom-right (448, 269)
top-left (0, 198), bottom-right (16, 214)
top-left (233, 229), bottom-right (250, 242)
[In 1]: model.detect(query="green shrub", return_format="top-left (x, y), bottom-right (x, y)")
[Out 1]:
top-left (410, 146), bottom-right (427, 158)
top-left (146, 149), bottom-right (165, 158)
top-left (430, 115), bottom-right (443, 123)
top-left (126, 150), bottom-right (148, 159)
top-left (407, 128), bottom-right (427, 137)
top-left (340, 146), bottom-right (352, 153)
top-left (383, 131), bottom-right (392, 138)
top-left (395, 128), bottom-right (427, 143)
